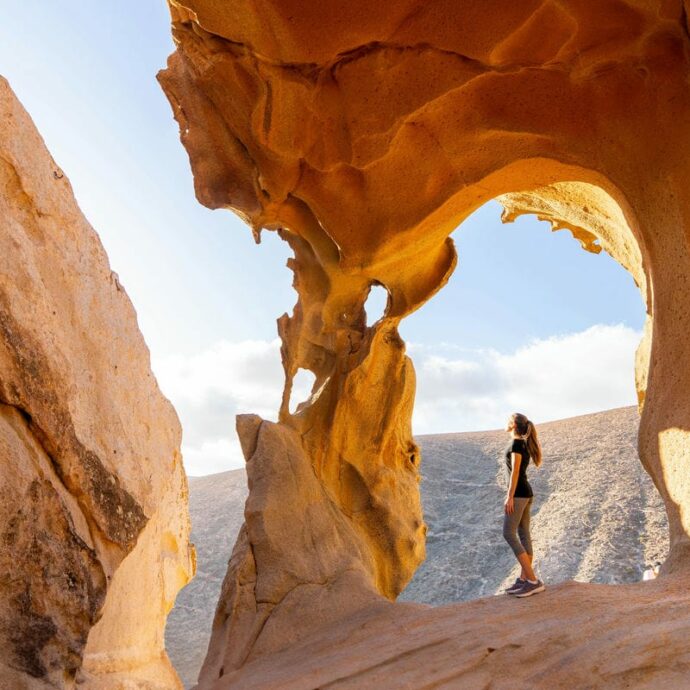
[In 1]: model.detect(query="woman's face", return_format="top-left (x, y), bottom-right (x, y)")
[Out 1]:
top-left (506, 417), bottom-right (516, 433)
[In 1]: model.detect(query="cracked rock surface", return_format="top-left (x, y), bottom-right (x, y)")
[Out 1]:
top-left (0, 77), bottom-right (193, 689)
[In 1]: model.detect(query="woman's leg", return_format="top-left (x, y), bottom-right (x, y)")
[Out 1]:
top-left (517, 497), bottom-right (534, 578)
top-left (503, 498), bottom-right (537, 581)
top-left (516, 551), bottom-right (537, 582)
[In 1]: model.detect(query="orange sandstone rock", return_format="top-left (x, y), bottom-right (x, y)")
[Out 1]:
top-left (196, 416), bottom-right (387, 686)
top-left (0, 77), bottom-right (194, 689)
top-left (160, 1), bottom-right (690, 683)
top-left (208, 577), bottom-right (690, 690)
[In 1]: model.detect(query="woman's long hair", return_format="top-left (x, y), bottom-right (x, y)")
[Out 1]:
top-left (512, 413), bottom-right (542, 467)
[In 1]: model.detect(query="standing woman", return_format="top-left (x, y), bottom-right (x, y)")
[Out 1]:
top-left (503, 413), bottom-right (545, 597)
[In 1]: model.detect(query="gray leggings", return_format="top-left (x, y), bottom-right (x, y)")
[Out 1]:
top-left (503, 497), bottom-right (533, 557)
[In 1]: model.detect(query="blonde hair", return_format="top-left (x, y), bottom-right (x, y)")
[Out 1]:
top-left (512, 413), bottom-right (542, 467)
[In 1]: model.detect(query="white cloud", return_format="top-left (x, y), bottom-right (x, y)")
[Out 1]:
top-left (412, 324), bottom-right (641, 434)
top-left (152, 339), bottom-right (284, 476)
top-left (182, 438), bottom-right (246, 477)
top-left (152, 338), bottom-right (321, 475)
top-left (153, 324), bottom-right (641, 475)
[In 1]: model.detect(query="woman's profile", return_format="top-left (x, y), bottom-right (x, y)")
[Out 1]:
top-left (502, 412), bottom-right (545, 597)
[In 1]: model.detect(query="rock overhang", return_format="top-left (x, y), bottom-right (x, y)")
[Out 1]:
top-left (160, 0), bottom-right (690, 685)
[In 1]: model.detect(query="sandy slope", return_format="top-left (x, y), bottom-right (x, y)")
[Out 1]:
top-left (166, 469), bottom-right (248, 688)
top-left (401, 406), bottom-right (668, 604)
top-left (166, 406), bottom-right (668, 688)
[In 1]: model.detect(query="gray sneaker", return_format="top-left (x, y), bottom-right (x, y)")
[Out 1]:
top-left (515, 579), bottom-right (545, 598)
top-left (505, 578), bottom-right (526, 594)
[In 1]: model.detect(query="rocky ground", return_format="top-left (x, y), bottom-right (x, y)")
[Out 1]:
top-left (166, 406), bottom-right (669, 688)
top-left (208, 575), bottom-right (690, 690)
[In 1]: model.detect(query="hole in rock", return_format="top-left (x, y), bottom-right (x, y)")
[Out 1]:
top-left (289, 368), bottom-right (316, 415)
top-left (398, 195), bottom-right (668, 607)
top-left (364, 282), bottom-right (389, 326)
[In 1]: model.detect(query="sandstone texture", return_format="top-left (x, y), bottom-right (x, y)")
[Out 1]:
top-left (0, 77), bottom-right (193, 688)
top-left (159, 1), bottom-right (690, 684)
top-left (166, 406), bottom-right (668, 688)
top-left (195, 416), bottom-right (387, 687)
top-left (199, 576), bottom-right (690, 690)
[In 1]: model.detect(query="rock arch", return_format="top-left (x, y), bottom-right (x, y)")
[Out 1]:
top-left (158, 2), bottom-right (690, 681)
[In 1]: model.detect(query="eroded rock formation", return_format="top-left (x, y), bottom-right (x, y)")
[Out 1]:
top-left (0, 77), bottom-right (194, 689)
top-left (159, 1), bottom-right (690, 685)
top-left (202, 576), bottom-right (690, 689)
top-left (196, 416), bottom-right (387, 685)
top-left (165, 406), bottom-right (668, 687)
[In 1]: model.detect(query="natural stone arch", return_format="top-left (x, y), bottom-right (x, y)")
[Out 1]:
top-left (158, 0), bottom-right (690, 683)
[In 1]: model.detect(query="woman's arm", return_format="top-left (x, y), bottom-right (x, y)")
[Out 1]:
top-left (505, 453), bottom-right (522, 514)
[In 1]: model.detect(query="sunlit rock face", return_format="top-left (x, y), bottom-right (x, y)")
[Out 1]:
top-left (195, 416), bottom-right (387, 686)
top-left (0, 77), bottom-right (194, 689)
top-left (159, 0), bottom-right (690, 684)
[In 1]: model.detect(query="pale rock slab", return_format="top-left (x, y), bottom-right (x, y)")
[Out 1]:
top-left (0, 76), bottom-right (194, 688)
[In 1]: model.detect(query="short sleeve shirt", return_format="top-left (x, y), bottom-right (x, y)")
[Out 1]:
top-left (505, 438), bottom-right (533, 498)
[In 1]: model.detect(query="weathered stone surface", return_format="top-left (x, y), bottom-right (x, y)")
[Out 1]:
top-left (160, 1), bottom-right (690, 682)
top-left (195, 416), bottom-right (387, 685)
top-left (0, 405), bottom-right (104, 687)
top-left (0, 76), bottom-right (193, 688)
top-left (200, 576), bottom-right (690, 689)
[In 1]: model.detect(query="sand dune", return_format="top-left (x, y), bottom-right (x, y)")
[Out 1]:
top-left (166, 406), bottom-right (668, 688)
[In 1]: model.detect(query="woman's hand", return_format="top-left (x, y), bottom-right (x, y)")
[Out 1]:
top-left (504, 496), bottom-right (514, 514)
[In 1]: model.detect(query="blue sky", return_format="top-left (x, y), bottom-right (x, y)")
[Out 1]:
top-left (1, 3), bottom-right (645, 474)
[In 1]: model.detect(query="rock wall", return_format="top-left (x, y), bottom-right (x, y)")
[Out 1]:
top-left (0, 77), bottom-right (193, 688)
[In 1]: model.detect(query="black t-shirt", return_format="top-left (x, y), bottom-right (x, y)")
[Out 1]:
top-left (505, 438), bottom-right (533, 498)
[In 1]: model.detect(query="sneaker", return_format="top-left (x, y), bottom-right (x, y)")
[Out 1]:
top-left (515, 579), bottom-right (545, 598)
top-left (505, 578), bottom-right (526, 594)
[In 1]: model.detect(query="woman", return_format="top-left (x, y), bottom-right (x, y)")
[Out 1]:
top-left (502, 412), bottom-right (545, 597)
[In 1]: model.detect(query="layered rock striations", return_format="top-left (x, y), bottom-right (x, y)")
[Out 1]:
top-left (160, 1), bottom-right (690, 683)
top-left (0, 77), bottom-right (194, 689)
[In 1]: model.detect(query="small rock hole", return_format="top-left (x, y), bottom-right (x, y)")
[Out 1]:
top-left (364, 283), bottom-right (389, 326)
top-left (289, 368), bottom-right (316, 414)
